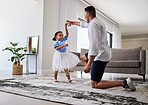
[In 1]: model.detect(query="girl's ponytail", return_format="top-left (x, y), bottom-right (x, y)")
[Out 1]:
top-left (52, 37), bottom-right (56, 41)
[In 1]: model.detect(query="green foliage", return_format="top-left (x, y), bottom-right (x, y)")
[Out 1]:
top-left (32, 48), bottom-right (37, 54)
top-left (2, 42), bottom-right (25, 65)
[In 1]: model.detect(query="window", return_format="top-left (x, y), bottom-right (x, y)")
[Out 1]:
top-left (107, 31), bottom-right (113, 48)
top-left (77, 26), bottom-right (89, 52)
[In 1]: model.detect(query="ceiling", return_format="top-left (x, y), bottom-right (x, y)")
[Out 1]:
top-left (86, 0), bottom-right (148, 35)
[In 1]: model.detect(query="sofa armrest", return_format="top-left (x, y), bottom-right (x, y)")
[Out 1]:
top-left (80, 48), bottom-right (89, 56)
top-left (70, 52), bottom-right (80, 58)
top-left (140, 50), bottom-right (146, 74)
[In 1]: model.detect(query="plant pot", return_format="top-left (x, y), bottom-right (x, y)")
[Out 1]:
top-left (12, 64), bottom-right (23, 75)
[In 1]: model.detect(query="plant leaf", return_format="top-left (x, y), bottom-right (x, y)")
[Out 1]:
top-left (2, 47), bottom-right (14, 53)
top-left (11, 56), bottom-right (15, 62)
top-left (10, 42), bottom-right (18, 47)
top-left (21, 57), bottom-right (25, 61)
top-left (15, 47), bottom-right (24, 52)
top-left (3, 42), bottom-right (25, 64)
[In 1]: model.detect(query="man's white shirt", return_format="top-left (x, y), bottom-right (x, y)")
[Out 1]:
top-left (80, 17), bottom-right (111, 61)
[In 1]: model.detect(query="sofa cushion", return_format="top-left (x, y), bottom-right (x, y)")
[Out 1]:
top-left (111, 46), bottom-right (142, 60)
top-left (106, 60), bottom-right (140, 68)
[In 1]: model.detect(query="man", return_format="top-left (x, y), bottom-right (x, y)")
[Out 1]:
top-left (67, 6), bottom-right (136, 90)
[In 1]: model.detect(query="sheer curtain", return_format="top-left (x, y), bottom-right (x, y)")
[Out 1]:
top-left (112, 24), bottom-right (122, 48)
top-left (58, 0), bottom-right (79, 52)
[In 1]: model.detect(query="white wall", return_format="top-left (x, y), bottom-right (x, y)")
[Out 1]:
top-left (0, 0), bottom-right (60, 74)
top-left (122, 38), bottom-right (148, 50)
top-left (0, 0), bottom-right (43, 73)
top-left (42, 0), bottom-right (59, 73)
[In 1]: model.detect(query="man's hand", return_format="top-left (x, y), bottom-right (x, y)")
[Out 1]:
top-left (84, 64), bottom-right (91, 73)
top-left (66, 20), bottom-right (80, 26)
top-left (84, 56), bottom-right (96, 73)
top-left (66, 20), bottom-right (73, 26)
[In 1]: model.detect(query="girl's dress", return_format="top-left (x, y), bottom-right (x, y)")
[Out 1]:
top-left (52, 36), bottom-right (80, 71)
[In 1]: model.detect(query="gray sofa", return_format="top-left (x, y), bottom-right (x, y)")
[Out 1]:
top-left (71, 47), bottom-right (146, 81)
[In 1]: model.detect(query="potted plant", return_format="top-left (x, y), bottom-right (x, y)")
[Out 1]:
top-left (2, 42), bottom-right (25, 75)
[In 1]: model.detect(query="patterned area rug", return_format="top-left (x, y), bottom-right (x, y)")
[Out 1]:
top-left (0, 76), bottom-right (148, 105)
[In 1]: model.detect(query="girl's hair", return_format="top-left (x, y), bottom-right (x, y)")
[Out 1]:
top-left (52, 31), bottom-right (62, 41)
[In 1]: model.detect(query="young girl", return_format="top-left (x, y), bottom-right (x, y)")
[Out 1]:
top-left (52, 23), bottom-right (80, 82)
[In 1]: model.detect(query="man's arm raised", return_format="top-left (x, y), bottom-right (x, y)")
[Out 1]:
top-left (66, 20), bottom-right (80, 26)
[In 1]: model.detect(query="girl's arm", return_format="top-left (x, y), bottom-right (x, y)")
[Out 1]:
top-left (55, 44), bottom-right (68, 50)
top-left (65, 23), bottom-right (69, 38)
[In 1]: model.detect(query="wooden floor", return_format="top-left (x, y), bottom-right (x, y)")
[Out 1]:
top-left (0, 91), bottom-right (65, 105)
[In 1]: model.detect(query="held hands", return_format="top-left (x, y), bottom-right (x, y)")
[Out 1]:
top-left (66, 20), bottom-right (73, 26)
top-left (66, 20), bottom-right (80, 26)
top-left (84, 64), bottom-right (91, 73)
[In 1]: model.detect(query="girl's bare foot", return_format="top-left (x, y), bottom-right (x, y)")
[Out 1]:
top-left (54, 80), bottom-right (58, 82)
top-left (69, 80), bottom-right (72, 83)
top-left (54, 71), bottom-right (58, 82)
